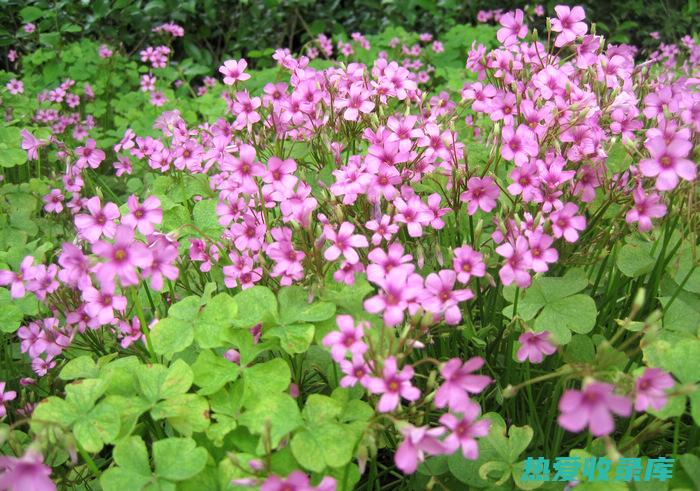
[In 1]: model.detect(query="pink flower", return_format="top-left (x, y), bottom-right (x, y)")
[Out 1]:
top-left (394, 425), bottom-right (447, 474)
top-left (323, 222), bottom-right (368, 264)
top-left (0, 382), bottom-right (16, 418)
top-left (558, 382), bottom-right (632, 436)
top-left (336, 83), bottom-right (375, 121)
top-left (92, 225), bottom-right (153, 287)
top-left (635, 368), bottom-right (674, 412)
top-left (0, 256), bottom-right (38, 298)
top-left (496, 236), bottom-right (532, 288)
top-left (516, 331), bottom-right (556, 363)
top-left (460, 176), bottom-right (500, 215)
top-left (368, 357), bottom-right (420, 412)
top-left (366, 215), bottom-right (398, 245)
top-left (82, 285), bottom-right (127, 326)
top-left (143, 235), bottom-right (179, 291)
top-left (626, 187), bottom-right (667, 232)
top-left (550, 203), bottom-right (586, 242)
top-left (260, 471), bottom-right (335, 491)
top-left (339, 356), bottom-right (372, 388)
top-left (639, 136), bottom-right (696, 191)
top-left (0, 451), bottom-right (55, 491)
top-left (364, 266), bottom-right (424, 326)
top-left (75, 139), bottom-right (106, 169)
top-left (551, 5), bottom-right (587, 47)
top-left (435, 357), bottom-right (491, 412)
top-left (323, 315), bottom-right (368, 362)
top-left (117, 317), bottom-right (143, 348)
top-left (452, 246), bottom-right (486, 284)
top-left (501, 124), bottom-right (538, 165)
top-left (5, 79), bottom-right (23, 95)
top-left (43, 189), bottom-right (64, 213)
top-left (496, 9), bottom-right (527, 46)
top-left (524, 231), bottom-right (558, 273)
top-left (422, 270), bottom-right (473, 325)
top-left (440, 405), bottom-right (490, 459)
top-left (21, 130), bottom-right (43, 161)
top-left (219, 59), bottom-right (251, 85)
top-left (74, 197), bottom-right (120, 243)
top-left (122, 195), bottom-right (163, 235)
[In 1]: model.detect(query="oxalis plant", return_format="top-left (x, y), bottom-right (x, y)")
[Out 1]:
top-left (0, 4), bottom-right (698, 491)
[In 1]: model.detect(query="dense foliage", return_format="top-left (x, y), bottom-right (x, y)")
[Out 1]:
top-left (0, 3), bottom-right (699, 491)
top-left (1, 0), bottom-right (697, 69)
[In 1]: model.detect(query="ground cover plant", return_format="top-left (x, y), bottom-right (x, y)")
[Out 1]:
top-left (0, 3), bottom-right (698, 490)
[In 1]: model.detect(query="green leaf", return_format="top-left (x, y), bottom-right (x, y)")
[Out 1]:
top-left (153, 437), bottom-right (208, 481)
top-left (302, 394), bottom-right (343, 424)
top-left (65, 379), bottom-right (106, 410)
top-left (239, 392), bottom-right (302, 446)
top-left (101, 468), bottom-right (152, 491)
top-left (290, 423), bottom-right (356, 472)
top-left (232, 286), bottom-right (278, 328)
top-left (192, 350), bottom-right (239, 395)
top-left (195, 293), bottom-right (237, 348)
top-left (31, 397), bottom-right (77, 430)
top-left (20, 6), bottom-right (45, 22)
top-left (192, 199), bottom-right (223, 237)
top-left (60, 356), bottom-right (99, 380)
top-left (643, 331), bottom-right (700, 383)
top-left (534, 294), bottom-right (597, 344)
top-left (168, 295), bottom-right (201, 320)
top-left (113, 436), bottom-right (151, 476)
top-left (242, 358), bottom-right (290, 405)
top-left (73, 399), bottom-right (122, 452)
top-left (160, 359), bottom-right (194, 399)
top-left (267, 323), bottom-right (315, 354)
top-left (617, 243), bottom-right (655, 277)
top-left (151, 394), bottom-right (210, 435)
top-left (278, 286), bottom-right (336, 324)
top-left (151, 317), bottom-right (193, 358)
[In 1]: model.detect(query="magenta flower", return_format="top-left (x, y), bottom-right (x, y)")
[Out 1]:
top-left (82, 285), bottom-right (127, 326)
top-left (460, 176), bottom-right (500, 215)
top-left (524, 231), bottom-right (558, 273)
top-left (364, 266), bottom-right (424, 326)
top-left (322, 315), bottom-right (368, 362)
top-left (219, 59), bottom-right (251, 85)
top-left (440, 405), bottom-right (490, 459)
top-left (436, 357), bottom-right (491, 412)
top-left (639, 136), bottom-right (696, 191)
top-left (0, 256), bottom-right (38, 298)
top-left (323, 222), bottom-right (368, 264)
top-left (422, 270), bottom-right (474, 325)
top-left (92, 225), bottom-right (153, 287)
top-left (74, 197), bottom-right (120, 243)
top-left (452, 245), bottom-right (486, 284)
top-left (496, 9), bottom-right (527, 46)
top-left (0, 451), bottom-right (55, 491)
top-left (122, 195), bottom-right (163, 235)
top-left (501, 124), bottom-right (538, 165)
top-left (394, 425), bottom-right (447, 474)
top-left (43, 189), bottom-right (64, 213)
top-left (558, 382), bottom-right (632, 436)
top-left (75, 139), bottom-right (106, 169)
top-left (20, 130), bottom-right (43, 161)
top-left (260, 471), bottom-right (335, 491)
top-left (368, 357), bottom-right (420, 412)
top-left (336, 83), bottom-right (375, 121)
top-left (339, 356), bottom-right (372, 388)
top-left (366, 215), bottom-right (399, 245)
top-left (626, 187), bottom-right (667, 232)
top-left (516, 331), bottom-right (556, 363)
top-left (0, 382), bottom-right (16, 418)
top-left (550, 203), bottom-right (586, 242)
top-left (495, 236), bottom-right (532, 288)
top-left (551, 5), bottom-right (588, 47)
top-left (635, 368), bottom-right (674, 412)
